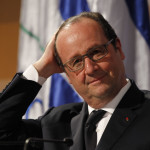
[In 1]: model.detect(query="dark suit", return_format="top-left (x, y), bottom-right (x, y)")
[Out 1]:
top-left (0, 74), bottom-right (150, 150)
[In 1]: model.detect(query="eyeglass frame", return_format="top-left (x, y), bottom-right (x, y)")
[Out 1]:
top-left (63, 39), bottom-right (114, 72)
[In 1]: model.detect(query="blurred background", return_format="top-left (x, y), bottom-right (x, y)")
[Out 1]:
top-left (0, 0), bottom-right (150, 118)
top-left (0, 0), bottom-right (21, 91)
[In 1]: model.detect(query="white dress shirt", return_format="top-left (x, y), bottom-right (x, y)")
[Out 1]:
top-left (23, 65), bottom-right (131, 144)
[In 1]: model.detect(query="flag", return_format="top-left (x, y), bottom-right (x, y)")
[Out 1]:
top-left (18, 0), bottom-right (63, 118)
top-left (18, 0), bottom-right (150, 119)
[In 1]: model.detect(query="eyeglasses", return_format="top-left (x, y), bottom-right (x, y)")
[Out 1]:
top-left (63, 39), bottom-right (114, 72)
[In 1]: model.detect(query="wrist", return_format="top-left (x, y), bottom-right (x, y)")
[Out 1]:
top-left (23, 65), bottom-right (47, 85)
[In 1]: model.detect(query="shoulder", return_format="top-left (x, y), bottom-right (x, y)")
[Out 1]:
top-left (142, 90), bottom-right (150, 102)
top-left (142, 90), bottom-right (150, 98)
top-left (129, 80), bottom-right (150, 101)
top-left (137, 89), bottom-right (150, 112)
top-left (40, 102), bottom-right (84, 124)
top-left (50, 102), bottom-right (84, 116)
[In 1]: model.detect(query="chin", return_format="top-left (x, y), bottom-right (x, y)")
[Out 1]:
top-left (91, 85), bottom-right (115, 99)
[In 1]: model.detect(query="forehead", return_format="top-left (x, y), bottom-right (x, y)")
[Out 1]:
top-left (61, 18), bottom-right (104, 36)
top-left (57, 18), bottom-right (106, 41)
top-left (56, 18), bottom-right (107, 61)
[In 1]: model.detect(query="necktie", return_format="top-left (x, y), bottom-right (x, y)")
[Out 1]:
top-left (84, 110), bottom-right (106, 150)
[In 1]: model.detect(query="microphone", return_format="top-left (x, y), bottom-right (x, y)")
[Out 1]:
top-left (24, 137), bottom-right (73, 150)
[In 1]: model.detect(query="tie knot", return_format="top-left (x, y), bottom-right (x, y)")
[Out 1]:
top-left (86, 110), bottom-right (106, 127)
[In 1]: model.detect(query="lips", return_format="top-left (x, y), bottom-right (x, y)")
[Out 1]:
top-left (87, 74), bottom-right (107, 85)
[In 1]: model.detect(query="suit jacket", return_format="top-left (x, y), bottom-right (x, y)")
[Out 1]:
top-left (0, 74), bottom-right (150, 150)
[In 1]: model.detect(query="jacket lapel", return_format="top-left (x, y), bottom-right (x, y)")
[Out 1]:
top-left (96, 81), bottom-right (143, 150)
top-left (70, 102), bottom-right (88, 150)
top-left (96, 108), bottom-right (136, 150)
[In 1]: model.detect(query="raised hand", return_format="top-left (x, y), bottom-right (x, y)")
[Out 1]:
top-left (33, 35), bottom-right (63, 78)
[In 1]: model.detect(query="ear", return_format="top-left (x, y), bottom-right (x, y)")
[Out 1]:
top-left (115, 38), bottom-right (125, 60)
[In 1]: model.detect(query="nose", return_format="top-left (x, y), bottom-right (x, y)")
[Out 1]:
top-left (84, 57), bottom-right (99, 75)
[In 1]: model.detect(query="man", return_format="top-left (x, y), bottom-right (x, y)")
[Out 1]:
top-left (0, 12), bottom-right (150, 150)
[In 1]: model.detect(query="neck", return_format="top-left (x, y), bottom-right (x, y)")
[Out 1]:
top-left (85, 79), bottom-right (128, 109)
top-left (86, 95), bottom-right (114, 109)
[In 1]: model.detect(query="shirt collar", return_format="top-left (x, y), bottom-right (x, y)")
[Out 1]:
top-left (88, 79), bottom-right (131, 115)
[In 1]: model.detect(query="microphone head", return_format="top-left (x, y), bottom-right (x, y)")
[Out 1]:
top-left (63, 138), bottom-right (73, 146)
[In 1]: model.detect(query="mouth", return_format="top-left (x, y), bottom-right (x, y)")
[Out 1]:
top-left (88, 74), bottom-right (107, 85)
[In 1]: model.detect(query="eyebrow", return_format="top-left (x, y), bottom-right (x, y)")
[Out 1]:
top-left (87, 44), bottom-right (104, 51)
top-left (68, 43), bottom-right (104, 61)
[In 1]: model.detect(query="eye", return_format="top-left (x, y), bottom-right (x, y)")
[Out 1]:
top-left (72, 57), bottom-right (83, 67)
top-left (91, 46), bottom-right (105, 54)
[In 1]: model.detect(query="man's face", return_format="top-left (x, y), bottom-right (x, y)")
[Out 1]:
top-left (56, 18), bottom-right (127, 108)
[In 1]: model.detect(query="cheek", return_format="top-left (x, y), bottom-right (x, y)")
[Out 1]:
top-left (67, 71), bottom-right (85, 86)
top-left (108, 59), bottom-right (124, 78)
top-left (98, 61), bottom-right (112, 74)
top-left (68, 73), bottom-right (87, 96)
top-left (99, 58), bottom-right (119, 78)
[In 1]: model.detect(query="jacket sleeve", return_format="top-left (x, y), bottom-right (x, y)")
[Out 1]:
top-left (0, 73), bottom-right (42, 142)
